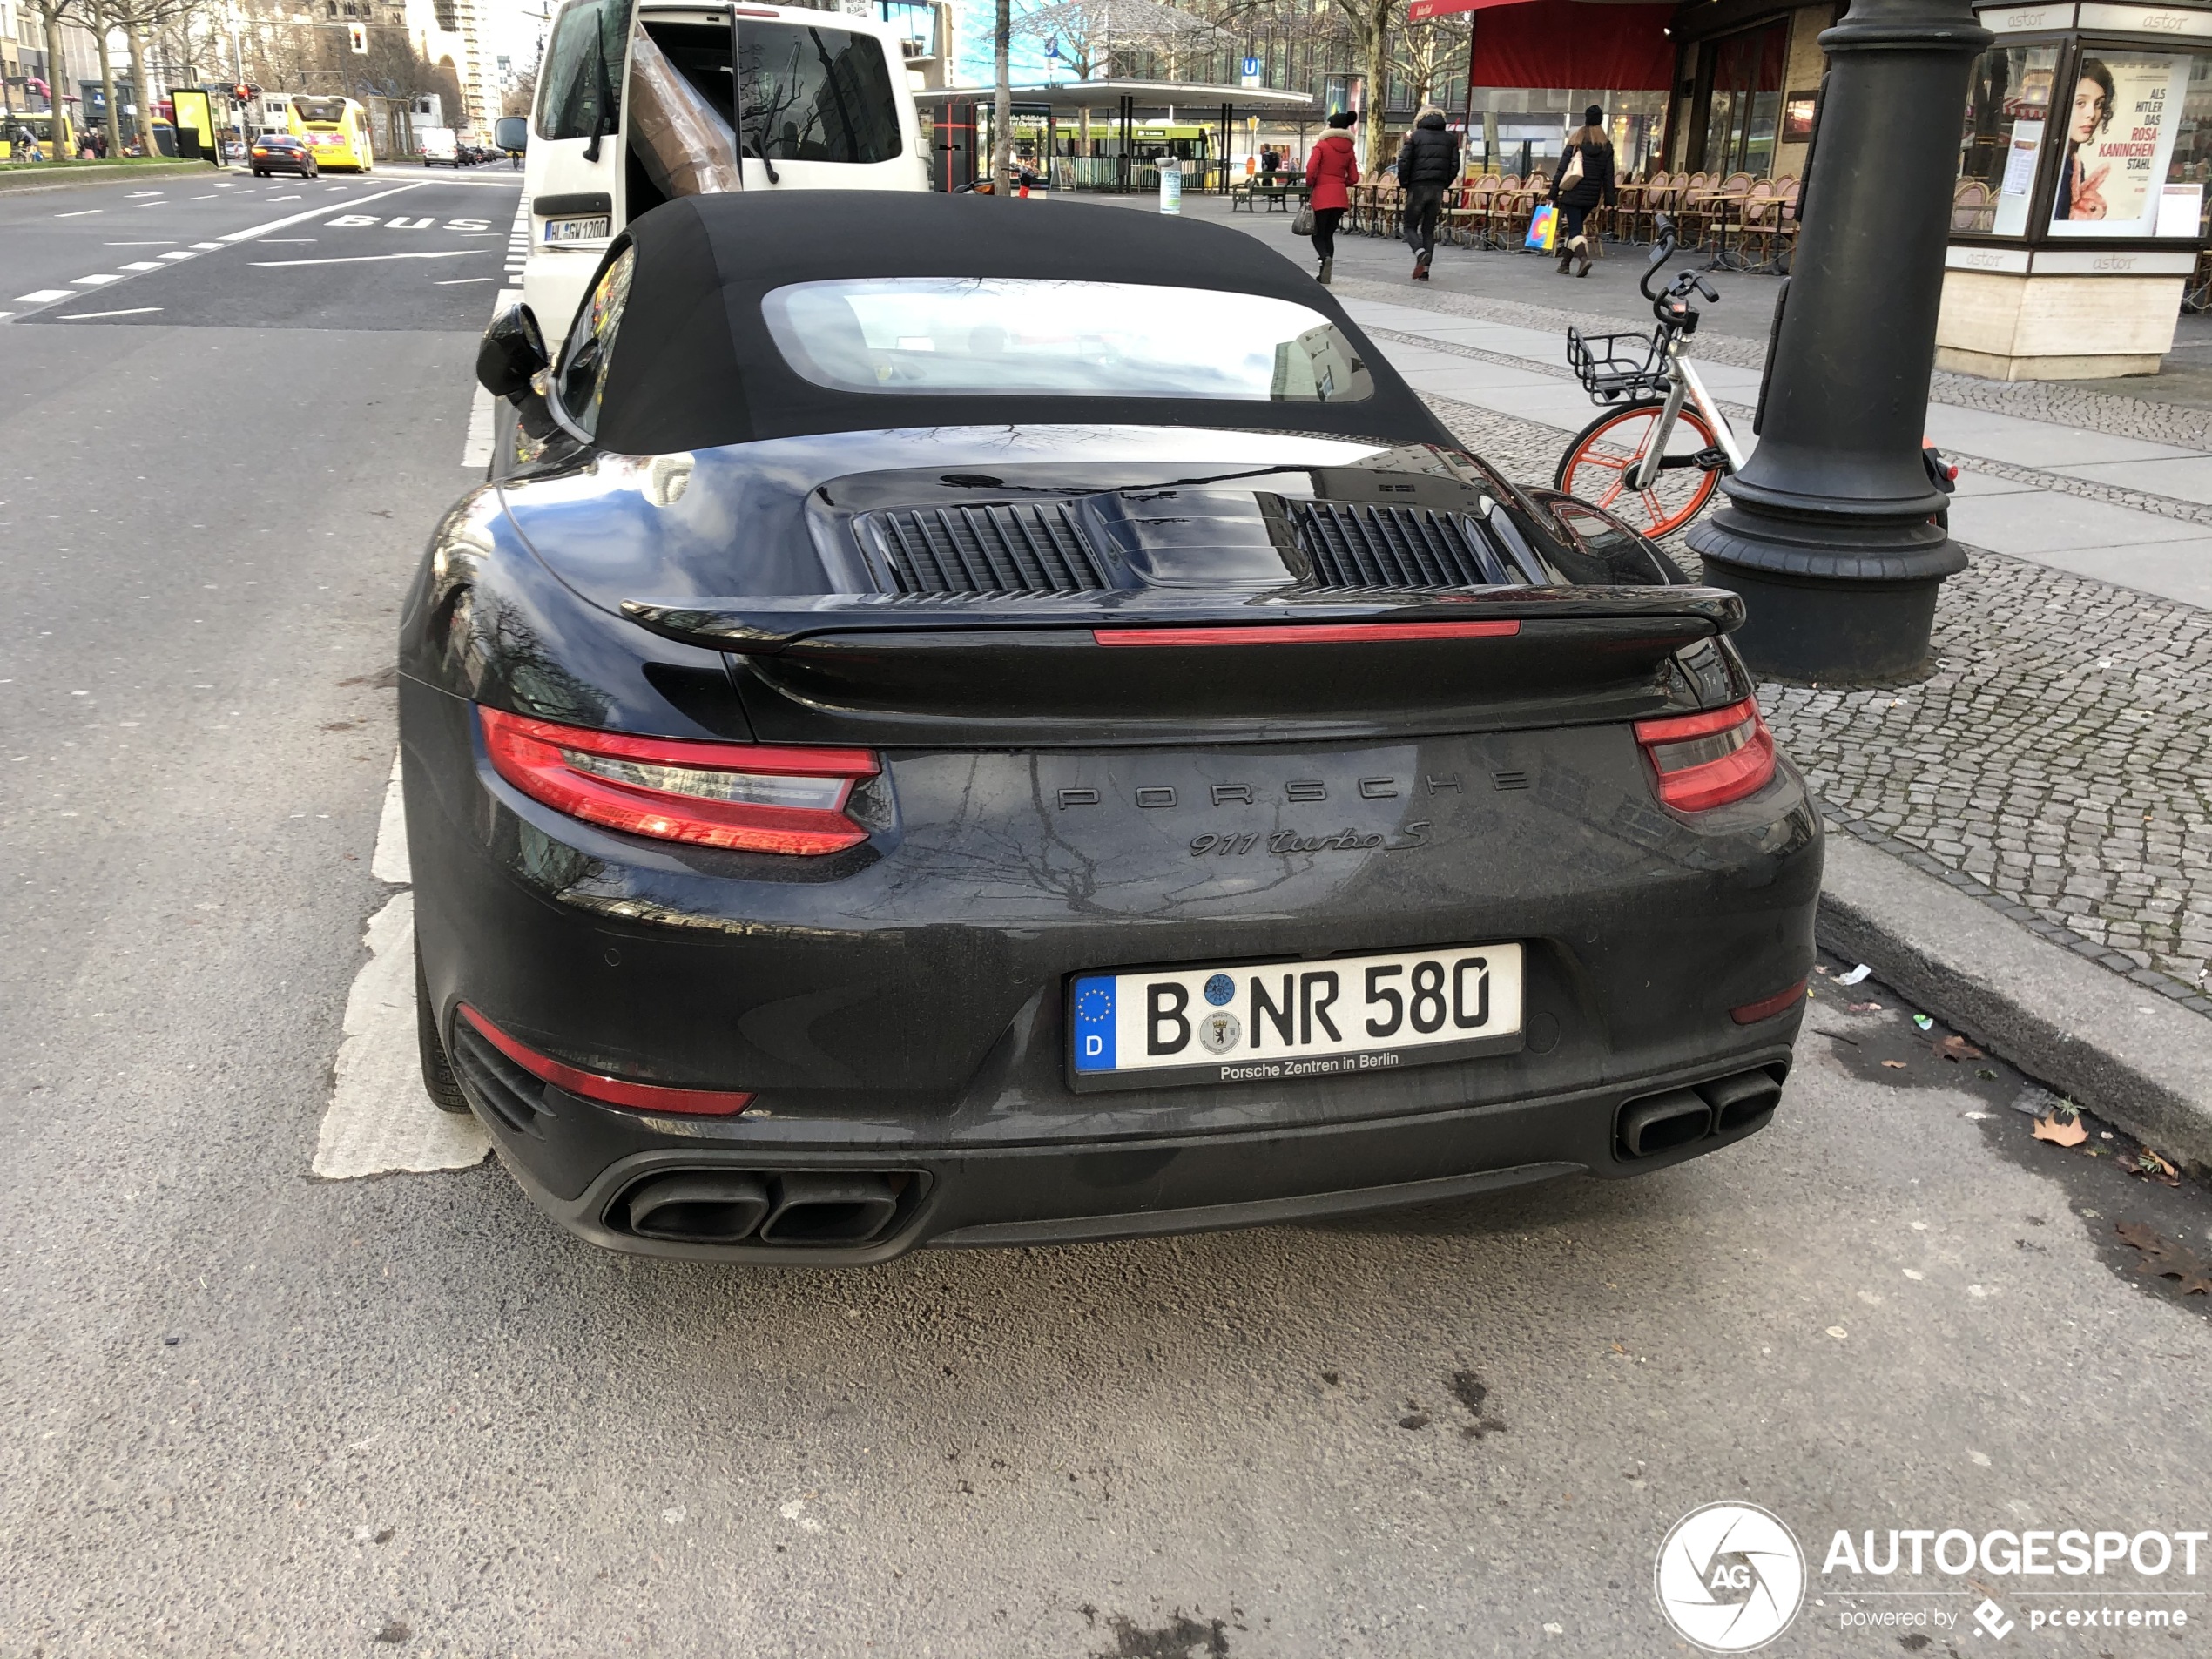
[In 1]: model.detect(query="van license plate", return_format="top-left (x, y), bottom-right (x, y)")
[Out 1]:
top-left (542, 216), bottom-right (610, 242)
top-left (1069, 942), bottom-right (1523, 1092)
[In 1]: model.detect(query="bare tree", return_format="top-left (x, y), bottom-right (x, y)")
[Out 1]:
top-left (23, 0), bottom-right (82, 158)
top-left (992, 0), bottom-right (1009, 194)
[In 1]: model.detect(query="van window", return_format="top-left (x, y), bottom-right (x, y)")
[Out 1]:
top-left (539, 0), bottom-right (633, 141)
top-left (736, 22), bottom-right (900, 164)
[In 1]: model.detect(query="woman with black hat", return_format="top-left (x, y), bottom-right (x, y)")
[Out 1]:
top-left (1548, 105), bottom-right (1615, 279)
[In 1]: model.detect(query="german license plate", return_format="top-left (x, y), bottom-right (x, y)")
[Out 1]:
top-left (1069, 943), bottom-right (1523, 1092)
top-left (542, 215), bottom-right (610, 242)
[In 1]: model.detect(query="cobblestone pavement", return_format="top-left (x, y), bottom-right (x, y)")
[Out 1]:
top-left (1339, 271), bottom-right (2212, 451)
top-left (1421, 392), bottom-right (2212, 1009)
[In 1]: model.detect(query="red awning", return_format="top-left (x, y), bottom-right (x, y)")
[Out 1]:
top-left (1407, 0), bottom-right (1676, 94)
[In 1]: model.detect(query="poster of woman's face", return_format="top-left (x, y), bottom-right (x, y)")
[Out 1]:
top-left (2050, 54), bottom-right (2188, 233)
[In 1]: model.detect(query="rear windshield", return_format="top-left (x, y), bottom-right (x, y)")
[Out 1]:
top-left (737, 22), bottom-right (900, 163)
top-left (292, 98), bottom-right (347, 125)
top-left (760, 278), bottom-right (1373, 401)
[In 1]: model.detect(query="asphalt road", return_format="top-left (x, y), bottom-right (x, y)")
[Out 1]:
top-left (3, 169), bottom-right (2209, 1658)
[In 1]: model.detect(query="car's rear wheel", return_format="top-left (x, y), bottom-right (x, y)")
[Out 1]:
top-left (416, 947), bottom-right (471, 1115)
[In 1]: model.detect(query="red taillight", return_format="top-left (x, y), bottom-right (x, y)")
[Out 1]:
top-left (477, 707), bottom-right (878, 855)
top-left (1093, 620), bottom-right (1521, 647)
top-left (457, 1004), bottom-right (752, 1116)
top-left (1730, 979), bottom-right (1808, 1024)
top-left (1633, 698), bottom-right (1777, 812)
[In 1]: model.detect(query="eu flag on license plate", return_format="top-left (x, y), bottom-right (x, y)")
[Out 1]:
top-left (1071, 976), bottom-right (1116, 1072)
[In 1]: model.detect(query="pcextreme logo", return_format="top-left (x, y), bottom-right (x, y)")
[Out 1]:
top-left (1655, 1502), bottom-right (1808, 1652)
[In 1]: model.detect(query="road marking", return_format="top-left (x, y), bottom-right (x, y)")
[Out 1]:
top-left (215, 179), bottom-right (425, 245)
top-left (60, 307), bottom-right (162, 320)
top-left (14, 289), bottom-right (74, 303)
top-left (189, 193), bottom-right (218, 199)
top-left (73, 273), bottom-right (125, 286)
top-left (268, 194), bottom-right (301, 201)
top-left (104, 240), bottom-right (175, 246)
top-left (190, 241), bottom-right (223, 249)
top-left (314, 752), bottom-right (490, 1181)
top-left (0, 312), bottom-right (13, 322)
top-left (120, 261), bottom-right (165, 272)
top-left (436, 276), bottom-right (493, 284)
top-left (54, 208), bottom-right (100, 218)
top-left (158, 251), bottom-right (197, 260)
top-left (462, 287), bottom-right (523, 471)
top-left (251, 249), bottom-right (485, 267)
top-left (127, 189), bottom-right (163, 197)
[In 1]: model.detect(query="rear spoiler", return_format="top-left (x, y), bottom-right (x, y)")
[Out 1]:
top-left (620, 586), bottom-right (1747, 654)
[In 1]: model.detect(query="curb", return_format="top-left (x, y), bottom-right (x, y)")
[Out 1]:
top-left (0, 160), bottom-right (215, 195)
top-left (1816, 826), bottom-right (2212, 1176)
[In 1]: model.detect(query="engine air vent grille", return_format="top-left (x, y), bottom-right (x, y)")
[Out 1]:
top-left (1291, 502), bottom-right (1518, 590)
top-left (858, 503), bottom-right (1112, 596)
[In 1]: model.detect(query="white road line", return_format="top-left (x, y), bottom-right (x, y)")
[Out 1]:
top-left (312, 893), bottom-right (491, 1180)
top-left (268, 194), bottom-right (300, 201)
top-left (158, 251), bottom-right (196, 260)
top-left (14, 289), bottom-right (74, 303)
top-left (215, 179), bottom-right (424, 244)
top-left (462, 386), bottom-right (498, 469)
top-left (120, 261), bottom-right (165, 272)
top-left (252, 249), bottom-right (485, 267)
top-left (104, 240), bottom-right (175, 246)
top-left (189, 194), bottom-right (218, 199)
top-left (73, 273), bottom-right (124, 286)
top-left (437, 276), bottom-right (493, 285)
top-left (61, 307), bottom-right (162, 320)
top-left (314, 753), bottom-right (489, 1181)
top-left (190, 241), bottom-right (223, 249)
top-left (0, 313), bottom-right (13, 322)
top-left (55, 208), bottom-right (100, 218)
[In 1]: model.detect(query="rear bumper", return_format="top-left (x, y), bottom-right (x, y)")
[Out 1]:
top-left (476, 1043), bottom-right (1794, 1264)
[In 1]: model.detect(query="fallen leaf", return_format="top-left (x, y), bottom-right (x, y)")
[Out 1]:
top-left (2128, 1149), bottom-right (2181, 1186)
top-left (2114, 1221), bottom-right (2212, 1295)
top-left (2033, 1114), bottom-right (2088, 1147)
top-left (1881, 1059), bottom-right (1908, 1069)
top-left (1933, 1035), bottom-right (1984, 1062)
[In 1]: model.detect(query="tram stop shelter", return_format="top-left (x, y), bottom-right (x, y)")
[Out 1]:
top-left (916, 81), bottom-right (1317, 195)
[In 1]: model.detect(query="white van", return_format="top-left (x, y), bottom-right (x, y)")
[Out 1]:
top-left (520, 0), bottom-right (927, 341)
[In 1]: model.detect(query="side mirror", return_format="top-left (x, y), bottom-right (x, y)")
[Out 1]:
top-left (494, 115), bottom-right (528, 153)
top-left (476, 303), bottom-right (548, 401)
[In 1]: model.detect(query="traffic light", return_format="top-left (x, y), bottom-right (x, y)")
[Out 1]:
top-left (233, 83), bottom-right (256, 104)
top-left (347, 22), bottom-right (367, 51)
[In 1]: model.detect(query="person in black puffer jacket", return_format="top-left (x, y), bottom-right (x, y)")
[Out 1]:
top-left (1549, 104), bottom-right (1617, 278)
top-left (1394, 106), bottom-right (1460, 280)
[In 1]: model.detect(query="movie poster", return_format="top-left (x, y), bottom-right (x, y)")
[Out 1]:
top-left (2049, 54), bottom-right (2189, 234)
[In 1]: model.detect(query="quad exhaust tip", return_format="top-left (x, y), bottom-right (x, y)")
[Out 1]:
top-left (620, 1170), bottom-right (909, 1247)
top-left (1616, 1066), bottom-right (1784, 1160)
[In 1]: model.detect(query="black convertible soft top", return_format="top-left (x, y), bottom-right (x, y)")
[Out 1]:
top-left (587, 192), bottom-right (1453, 456)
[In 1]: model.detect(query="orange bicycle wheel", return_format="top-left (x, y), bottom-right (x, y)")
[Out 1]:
top-left (1554, 400), bottom-right (1723, 539)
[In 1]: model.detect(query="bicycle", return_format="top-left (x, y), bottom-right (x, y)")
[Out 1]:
top-left (1554, 215), bottom-right (1744, 540)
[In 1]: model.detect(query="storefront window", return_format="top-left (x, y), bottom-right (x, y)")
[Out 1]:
top-left (1957, 43), bottom-right (2057, 235)
top-left (2048, 47), bottom-right (2212, 237)
top-left (1703, 20), bottom-right (1787, 176)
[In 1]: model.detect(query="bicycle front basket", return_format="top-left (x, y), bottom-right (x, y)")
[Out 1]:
top-left (1565, 326), bottom-right (1669, 401)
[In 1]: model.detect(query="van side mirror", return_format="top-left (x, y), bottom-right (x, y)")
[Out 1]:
top-left (477, 303), bottom-right (548, 400)
top-left (494, 115), bottom-right (528, 153)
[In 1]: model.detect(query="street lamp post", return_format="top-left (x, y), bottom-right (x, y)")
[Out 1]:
top-left (1685, 0), bottom-right (1992, 685)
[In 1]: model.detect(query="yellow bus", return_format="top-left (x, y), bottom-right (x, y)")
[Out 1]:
top-left (0, 111), bottom-right (75, 161)
top-left (287, 95), bottom-right (374, 172)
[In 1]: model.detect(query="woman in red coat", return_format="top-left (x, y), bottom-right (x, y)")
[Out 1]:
top-left (1304, 110), bottom-right (1360, 286)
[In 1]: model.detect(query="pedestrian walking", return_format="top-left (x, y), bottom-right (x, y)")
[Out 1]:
top-left (1394, 105), bottom-right (1460, 281)
top-left (1303, 110), bottom-right (1359, 287)
top-left (1548, 105), bottom-right (1616, 279)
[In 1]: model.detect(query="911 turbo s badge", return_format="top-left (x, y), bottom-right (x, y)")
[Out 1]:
top-left (1190, 824), bottom-right (1430, 857)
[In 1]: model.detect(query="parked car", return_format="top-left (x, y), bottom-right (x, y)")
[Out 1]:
top-left (247, 132), bottom-right (317, 179)
top-left (417, 125), bottom-right (459, 166)
top-left (406, 192), bottom-right (1820, 1262)
top-left (517, 0), bottom-right (925, 342)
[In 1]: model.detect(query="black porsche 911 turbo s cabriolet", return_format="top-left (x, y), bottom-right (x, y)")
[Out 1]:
top-left (401, 190), bottom-right (1820, 1262)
